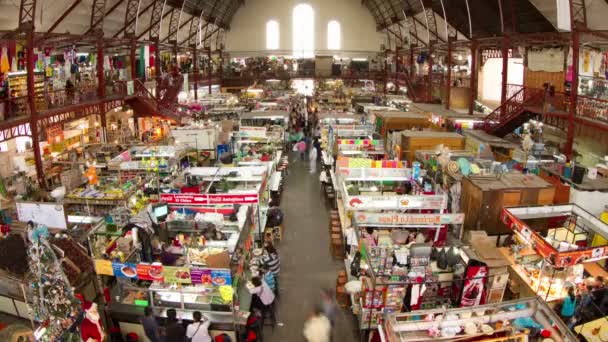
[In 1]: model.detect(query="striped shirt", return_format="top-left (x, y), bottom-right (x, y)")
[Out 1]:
top-left (262, 253), bottom-right (281, 275)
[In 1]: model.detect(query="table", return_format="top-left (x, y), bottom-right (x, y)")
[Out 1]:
top-left (574, 317), bottom-right (608, 342)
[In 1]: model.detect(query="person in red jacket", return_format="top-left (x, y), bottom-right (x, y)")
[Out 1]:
top-left (81, 302), bottom-right (105, 342)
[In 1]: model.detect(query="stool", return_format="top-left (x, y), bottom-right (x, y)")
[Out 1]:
top-left (272, 226), bottom-right (283, 242)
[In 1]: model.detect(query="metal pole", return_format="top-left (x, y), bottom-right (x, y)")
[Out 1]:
top-left (97, 38), bottom-right (107, 143)
top-left (130, 40), bottom-right (137, 81)
top-left (154, 39), bottom-right (161, 97)
top-left (500, 35), bottom-right (510, 119)
top-left (207, 48), bottom-right (212, 94)
top-left (446, 37), bottom-right (452, 110)
top-left (428, 42), bottom-right (434, 102)
top-left (469, 40), bottom-right (478, 115)
top-left (565, 31), bottom-right (579, 158)
top-left (192, 47), bottom-right (198, 100)
top-left (395, 48), bottom-right (400, 94)
top-left (26, 29), bottom-right (44, 188)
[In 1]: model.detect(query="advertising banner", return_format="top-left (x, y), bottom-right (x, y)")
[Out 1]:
top-left (160, 193), bottom-right (259, 205)
top-left (354, 212), bottom-right (465, 225)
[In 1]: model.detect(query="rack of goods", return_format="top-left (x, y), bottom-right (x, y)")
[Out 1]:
top-left (64, 177), bottom-right (148, 217)
top-left (499, 204), bottom-right (608, 303)
top-left (381, 297), bottom-right (577, 341)
top-left (337, 138), bottom-right (385, 160)
top-left (8, 71), bottom-right (45, 114)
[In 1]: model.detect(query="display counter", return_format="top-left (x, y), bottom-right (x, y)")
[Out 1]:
top-left (574, 316), bottom-right (608, 342)
top-left (501, 204), bottom-right (608, 302)
top-left (382, 297), bottom-right (577, 342)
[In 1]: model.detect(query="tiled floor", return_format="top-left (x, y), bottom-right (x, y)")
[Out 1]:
top-left (264, 153), bottom-right (360, 342)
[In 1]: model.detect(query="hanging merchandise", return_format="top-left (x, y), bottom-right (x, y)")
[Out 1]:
top-left (0, 47), bottom-right (9, 73)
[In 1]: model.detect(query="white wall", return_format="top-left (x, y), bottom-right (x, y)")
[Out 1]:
top-left (529, 0), bottom-right (608, 31)
top-left (480, 58), bottom-right (524, 102)
top-left (225, 0), bottom-right (383, 55)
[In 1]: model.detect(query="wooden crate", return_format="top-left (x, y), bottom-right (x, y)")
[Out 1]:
top-left (400, 131), bottom-right (465, 163)
top-left (461, 173), bottom-right (555, 235)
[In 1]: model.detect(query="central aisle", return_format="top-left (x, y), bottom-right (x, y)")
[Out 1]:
top-left (265, 154), bottom-right (359, 342)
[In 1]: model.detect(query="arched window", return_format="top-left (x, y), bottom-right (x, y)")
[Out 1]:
top-left (327, 20), bottom-right (341, 50)
top-left (266, 20), bottom-right (279, 50)
top-left (293, 4), bottom-right (314, 58)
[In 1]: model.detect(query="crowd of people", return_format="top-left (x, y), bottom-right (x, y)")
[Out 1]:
top-left (559, 275), bottom-right (608, 328)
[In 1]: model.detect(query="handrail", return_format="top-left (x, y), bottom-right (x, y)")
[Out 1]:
top-left (483, 86), bottom-right (544, 132)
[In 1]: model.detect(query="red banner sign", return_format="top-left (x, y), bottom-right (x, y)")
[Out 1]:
top-left (161, 193), bottom-right (259, 205)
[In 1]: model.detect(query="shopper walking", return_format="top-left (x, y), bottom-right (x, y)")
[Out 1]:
top-left (186, 311), bottom-right (211, 342)
top-left (296, 139), bottom-right (307, 161)
top-left (142, 306), bottom-right (161, 342)
top-left (560, 287), bottom-right (577, 325)
top-left (320, 289), bottom-right (338, 327)
top-left (309, 146), bottom-right (318, 174)
top-left (303, 306), bottom-right (331, 342)
top-left (248, 276), bottom-right (277, 327)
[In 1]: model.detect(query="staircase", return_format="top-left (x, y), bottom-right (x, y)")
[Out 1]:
top-left (126, 74), bottom-right (190, 124)
top-left (483, 86), bottom-right (544, 137)
top-left (399, 71), bottom-right (422, 102)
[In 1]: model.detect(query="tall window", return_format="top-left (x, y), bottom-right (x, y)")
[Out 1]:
top-left (327, 20), bottom-right (341, 50)
top-left (266, 20), bottom-right (279, 50)
top-left (293, 4), bottom-right (314, 58)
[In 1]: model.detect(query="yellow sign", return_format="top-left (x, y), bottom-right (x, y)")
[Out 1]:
top-left (94, 259), bottom-right (114, 276)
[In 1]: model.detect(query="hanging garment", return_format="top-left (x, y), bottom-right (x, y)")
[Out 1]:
top-left (0, 48), bottom-right (9, 73)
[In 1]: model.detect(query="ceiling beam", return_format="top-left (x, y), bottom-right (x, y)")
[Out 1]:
top-left (46, 0), bottom-right (82, 34)
top-left (85, 0), bottom-right (125, 35)
top-left (112, 0), bottom-right (154, 38)
top-left (161, 15), bottom-right (194, 43)
top-left (136, 8), bottom-right (174, 40)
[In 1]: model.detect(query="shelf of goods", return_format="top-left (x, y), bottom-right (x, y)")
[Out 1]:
top-left (382, 297), bottom-right (577, 342)
top-left (63, 176), bottom-right (147, 217)
top-left (327, 124), bottom-right (376, 155)
top-left (93, 205), bottom-right (256, 340)
top-left (500, 204), bottom-right (608, 303)
top-left (8, 71), bottom-right (45, 113)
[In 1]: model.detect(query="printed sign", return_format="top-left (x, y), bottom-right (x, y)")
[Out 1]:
top-left (346, 194), bottom-right (447, 211)
top-left (211, 269), bottom-right (232, 286)
top-left (207, 193), bottom-right (259, 204)
top-left (112, 262), bottom-right (138, 279)
top-left (191, 268), bottom-right (213, 285)
top-left (161, 193), bottom-right (259, 205)
top-left (163, 266), bottom-right (192, 284)
top-left (137, 263), bottom-right (164, 281)
top-left (354, 213), bottom-right (465, 225)
top-left (94, 259), bottom-right (114, 276)
top-left (160, 193), bottom-right (209, 204)
top-left (239, 126), bottom-right (267, 138)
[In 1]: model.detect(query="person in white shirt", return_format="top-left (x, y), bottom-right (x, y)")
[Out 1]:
top-left (248, 276), bottom-right (277, 326)
top-left (303, 306), bottom-right (331, 342)
top-left (186, 311), bottom-right (211, 342)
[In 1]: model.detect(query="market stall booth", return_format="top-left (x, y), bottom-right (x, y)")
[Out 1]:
top-left (239, 110), bottom-right (289, 131)
top-left (400, 131), bottom-right (465, 164)
top-left (163, 165), bottom-right (272, 240)
top-left (373, 111), bottom-right (431, 145)
top-left (460, 172), bottom-right (555, 236)
top-left (93, 203), bottom-right (255, 341)
top-left (499, 204), bottom-right (608, 303)
top-left (323, 124), bottom-right (377, 166)
top-left (381, 297), bottom-right (577, 342)
top-left (463, 130), bottom-right (518, 162)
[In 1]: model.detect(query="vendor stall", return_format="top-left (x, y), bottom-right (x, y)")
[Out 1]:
top-left (400, 131), bottom-right (465, 164)
top-left (373, 111), bottom-right (431, 144)
top-left (460, 173), bottom-right (555, 235)
top-left (382, 297), bottom-right (577, 341)
top-left (462, 130), bottom-right (518, 162)
top-left (500, 204), bottom-right (608, 303)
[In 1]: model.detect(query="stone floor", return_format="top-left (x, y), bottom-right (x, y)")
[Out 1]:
top-left (264, 153), bottom-right (360, 342)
